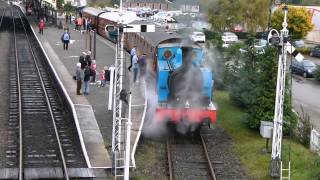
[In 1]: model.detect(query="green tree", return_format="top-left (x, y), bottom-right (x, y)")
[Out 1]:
top-left (56, 0), bottom-right (64, 10)
top-left (226, 42), bottom-right (297, 131)
top-left (225, 43), bottom-right (258, 108)
top-left (207, 0), bottom-right (269, 32)
top-left (271, 5), bottom-right (314, 39)
top-left (246, 47), bottom-right (277, 128)
top-left (207, 0), bottom-right (243, 32)
top-left (63, 2), bottom-right (75, 15)
top-left (240, 0), bottom-right (269, 32)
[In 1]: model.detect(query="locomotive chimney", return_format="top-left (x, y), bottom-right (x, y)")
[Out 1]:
top-left (181, 46), bottom-right (193, 68)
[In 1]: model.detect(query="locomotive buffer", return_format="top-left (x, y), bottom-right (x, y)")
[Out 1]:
top-left (110, 19), bottom-right (154, 180)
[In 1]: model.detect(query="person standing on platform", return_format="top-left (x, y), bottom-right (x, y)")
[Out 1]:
top-left (128, 46), bottom-right (136, 71)
top-left (99, 69), bottom-right (105, 87)
top-left (87, 18), bottom-right (92, 31)
top-left (61, 29), bottom-right (71, 50)
top-left (85, 52), bottom-right (92, 67)
top-left (38, 19), bottom-right (45, 35)
top-left (83, 66), bottom-right (91, 95)
top-left (77, 17), bottom-right (83, 33)
top-left (74, 17), bottom-right (78, 31)
top-left (79, 52), bottom-right (86, 69)
top-left (132, 54), bottom-right (139, 83)
top-left (104, 65), bottom-right (111, 84)
top-left (75, 63), bottom-right (83, 95)
top-left (90, 60), bottom-right (97, 84)
top-left (138, 53), bottom-right (147, 80)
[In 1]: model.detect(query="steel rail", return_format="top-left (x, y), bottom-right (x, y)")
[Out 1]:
top-left (11, 7), bottom-right (23, 180)
top-left (0, 8), bottom-right (6, 27)
top-left (166, 139), bottom-right (173, 180)
top-left (14, 8), bottom-right (69, 180)
top-left (166, 135), bottom-right (216, 180)
top-left (200, 134), bottom-right (217, 180)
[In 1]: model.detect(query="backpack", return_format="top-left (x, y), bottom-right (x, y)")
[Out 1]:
top-left (63, 32), bottom-right (70, 40)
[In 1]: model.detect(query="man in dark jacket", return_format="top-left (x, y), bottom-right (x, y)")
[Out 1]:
top-left (75, 63), bottom-right (82, 95)
top-left (83, 66), bottom-right (91, 95)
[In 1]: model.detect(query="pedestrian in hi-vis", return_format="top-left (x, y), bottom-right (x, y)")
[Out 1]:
top-left (61, 29), bottom-right (71, 50)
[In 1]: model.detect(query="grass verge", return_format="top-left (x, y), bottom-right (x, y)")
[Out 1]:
top-left (131, 139), bottom-right (167, 180)
top-left (215, 90), bottom-right (318, 179)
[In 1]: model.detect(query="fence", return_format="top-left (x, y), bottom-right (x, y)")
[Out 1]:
top-left (310, 129), bottom-right (320, 152)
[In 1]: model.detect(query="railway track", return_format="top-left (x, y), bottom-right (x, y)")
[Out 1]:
top-left (166, 132), bottom-right (216, 180)
top-left (2, 6), bottom-right (86, 179)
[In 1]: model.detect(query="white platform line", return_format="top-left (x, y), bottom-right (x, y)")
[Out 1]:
top-left (74, 104), bottom-right (92, 107)
top-left (131, 84), bottom-right (147, 168)
top-left (131, 104), bottom-right (145, 107)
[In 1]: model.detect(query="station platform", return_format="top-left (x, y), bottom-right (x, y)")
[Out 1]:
top-left (27, 16), bottom-right (146, 169)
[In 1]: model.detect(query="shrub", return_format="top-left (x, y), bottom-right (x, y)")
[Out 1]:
top-left (314, 65), bottom-right (320, 82)
top-left (295, 47), bottom-right (311, 55)
top-left (226, 45), bottom-right (297, 131)
top-left (295, 106), bottom-right (312, 147)
top-left (234, 32), bottom-right (250, 39)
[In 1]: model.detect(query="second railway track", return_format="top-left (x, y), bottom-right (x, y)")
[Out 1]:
top-left (1, 6), bottom-right (86, 179)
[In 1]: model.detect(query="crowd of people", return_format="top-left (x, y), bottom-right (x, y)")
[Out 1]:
top-left (75, 50), bottom-right (111, 95)
top-left (74, 16), bottom-right (93, 32)
top-left (75, 46), bottom-right (147, 96)
top-left (129, 46), bottom-right (147, 83)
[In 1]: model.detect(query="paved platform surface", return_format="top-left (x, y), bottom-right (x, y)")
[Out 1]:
top-left (29, 16), bottom-right (146, 168)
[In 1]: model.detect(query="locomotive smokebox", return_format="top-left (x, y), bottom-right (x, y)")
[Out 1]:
top-left (168, 46), bottom-right (205, 107)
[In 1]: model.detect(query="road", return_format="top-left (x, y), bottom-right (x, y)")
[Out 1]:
top-left (292, 54), bottom-right (320, 131)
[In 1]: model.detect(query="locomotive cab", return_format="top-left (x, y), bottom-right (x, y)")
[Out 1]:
top-left (105, 25), bottom-right (118, 43)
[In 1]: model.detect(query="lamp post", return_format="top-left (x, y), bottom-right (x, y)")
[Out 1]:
top-left (269, 5), bottom-right (289, 178)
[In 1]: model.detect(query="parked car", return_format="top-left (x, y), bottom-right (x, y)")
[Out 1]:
top-left (239, 47), bottom-right (265, 54)
top-left (310, 45), bottom-right (320, 57)
top-left (222, 32), bottom-right (238, 43)
top-left (290, 59), bottom-right (317, 78)
top-left (293, 39), bottom-right (305, 48)
top-left (189, 31), bottom-right (206, 43)
top-left (254, 39), bottom-right (267, 49)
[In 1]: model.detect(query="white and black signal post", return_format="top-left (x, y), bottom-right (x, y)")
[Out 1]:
top-left (110, 2), bottom-right (155, 179)
top-left (268, 5), bottom-right (303, 179)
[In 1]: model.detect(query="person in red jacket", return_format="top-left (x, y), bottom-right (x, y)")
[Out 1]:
top-left (38, 19), bottom-right (45, 35)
